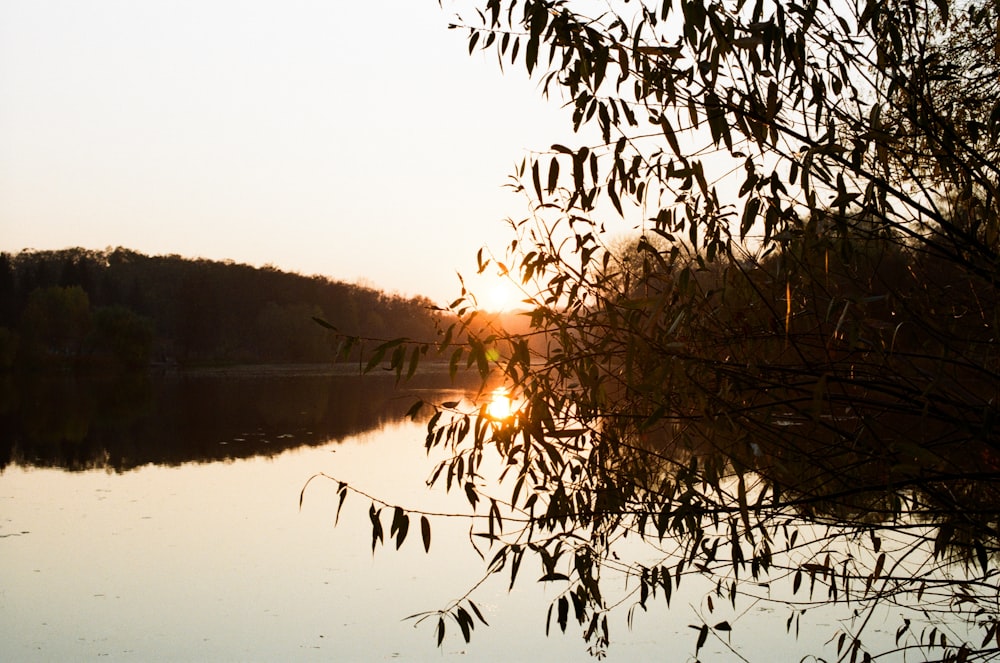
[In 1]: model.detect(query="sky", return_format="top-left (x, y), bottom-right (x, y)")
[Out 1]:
top-left (0, 0), bottom-right (580, 305)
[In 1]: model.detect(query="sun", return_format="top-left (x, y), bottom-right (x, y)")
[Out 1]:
top-left (481, 279), bottom-right (521, 312)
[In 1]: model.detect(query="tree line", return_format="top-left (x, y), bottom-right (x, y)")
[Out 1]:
top-left (0, 247), bottom-right (444, 371)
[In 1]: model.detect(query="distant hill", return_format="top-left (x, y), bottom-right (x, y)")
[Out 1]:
top-left (0, 247), bottom-right (445, 370)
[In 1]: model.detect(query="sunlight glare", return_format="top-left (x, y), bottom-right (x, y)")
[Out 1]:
top-left (482, 280), bottom-right (520, 312)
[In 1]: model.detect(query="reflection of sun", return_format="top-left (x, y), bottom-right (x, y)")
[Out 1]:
top-left (486, 388), bottom-right (516, 421)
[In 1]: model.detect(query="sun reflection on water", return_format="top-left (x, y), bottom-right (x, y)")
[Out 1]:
top-left (485, 388), bottom-right (517, 421)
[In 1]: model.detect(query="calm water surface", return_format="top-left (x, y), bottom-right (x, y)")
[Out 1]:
top-left (0, 370), bottom-right (911, 661)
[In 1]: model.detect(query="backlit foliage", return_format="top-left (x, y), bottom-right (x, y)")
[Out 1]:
top-left (314, 0), bottom-right (1000, 658)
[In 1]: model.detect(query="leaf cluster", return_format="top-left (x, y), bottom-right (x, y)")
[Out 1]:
top-left (319, 0), bottom-right (1000, 658)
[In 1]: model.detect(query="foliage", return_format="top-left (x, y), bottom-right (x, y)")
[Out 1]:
top-left (19, 285), bottom-right (91, 366)
top-left (0, 247), bottom-right (444, 369)
top-left (89, 306), bottom-right (155, 371)
top-left (309, 0), bottom-right (1000, 659)
top-left (0, 327), bottom-right (18, 370)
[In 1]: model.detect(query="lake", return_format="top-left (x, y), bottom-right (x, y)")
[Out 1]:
top-left (0, 369), bottom-right (977, 660)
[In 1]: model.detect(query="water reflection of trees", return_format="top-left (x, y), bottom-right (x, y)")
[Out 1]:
top-left (0, 370), bottom-right (479, 472)
top-left (417, 399), bottom-right (1000, 660)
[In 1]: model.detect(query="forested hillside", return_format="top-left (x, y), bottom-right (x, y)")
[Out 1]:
top-left (0, 247), bottom-right (443, 370)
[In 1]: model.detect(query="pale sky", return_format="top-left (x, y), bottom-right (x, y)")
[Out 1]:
top-left (0, 0), bottom-right (580, 304)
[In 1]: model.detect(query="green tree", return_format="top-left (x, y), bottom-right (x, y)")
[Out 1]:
top-left (0, 252), bottom-right (16, 327)
top-left (254, 301), bottom-right (333, 362)
top-left (0, 327), bottom-right (18, 370)
top-left (19, 285), bottom-right (92, 366)
top-left (313, 0), bottom-right (1000, 659)
top-left (89, 305), bottom-right (155, 371)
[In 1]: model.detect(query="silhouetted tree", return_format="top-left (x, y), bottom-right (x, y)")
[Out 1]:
top-left (19, 285), bottom-right (91, 366)
top-left (2, 248), bottom-right (444, 369)
top-left (322, 0), bottom-right (1000, 659)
